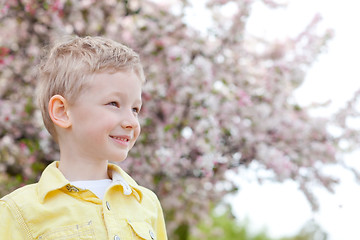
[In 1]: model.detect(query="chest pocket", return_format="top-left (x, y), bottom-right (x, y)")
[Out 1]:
top-left (38, 221), bottom-right (95, 240)
top-left (127, 220), bottom-right (156, 240)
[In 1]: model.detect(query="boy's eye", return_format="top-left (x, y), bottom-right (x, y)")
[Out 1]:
top-left (132, 107), bottom-right (140, 114)
top-left (108, 102), bottom-right (119, 107)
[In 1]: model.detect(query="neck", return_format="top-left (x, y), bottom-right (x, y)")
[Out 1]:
top-left (58, 157), bottom-right (110, 181)
top-left (56, 134), bottom-right (111, 181)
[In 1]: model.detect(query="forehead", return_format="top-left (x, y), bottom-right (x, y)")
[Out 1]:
top-left (90, 70), bottom-right (141, 87)
top-left (77, 70), bottom-right (142, 100)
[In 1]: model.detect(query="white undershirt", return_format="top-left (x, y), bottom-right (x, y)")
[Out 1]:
top-left (71, 179), bottom-right (112, 200)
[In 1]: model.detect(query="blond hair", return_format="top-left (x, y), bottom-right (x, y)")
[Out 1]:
top-left (36, 36), bottom-right (145, 141)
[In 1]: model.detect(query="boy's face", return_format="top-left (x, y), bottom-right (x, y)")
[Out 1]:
top-left (66, 70), bottom-right (142, 163)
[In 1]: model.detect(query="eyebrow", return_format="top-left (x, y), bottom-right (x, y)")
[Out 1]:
top-left (109, 91), bottom-right (142, 105)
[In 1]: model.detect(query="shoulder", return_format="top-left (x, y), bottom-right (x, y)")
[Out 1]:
top-left (138, 185), bottom-right (159, 201)
top-left (0, 183), bottom-right (39, 218)
top-left (1, 183), bottom-right (38, 203)
top-left (0, 193), bottom-right (34, 239)
top-left (136, 184), bottom-right (164, 214)
top-left (0, 184), bottom-right (38, 237)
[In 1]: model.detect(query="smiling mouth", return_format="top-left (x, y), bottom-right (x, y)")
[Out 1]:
top-left (110, 136), bottom-right (130, 142)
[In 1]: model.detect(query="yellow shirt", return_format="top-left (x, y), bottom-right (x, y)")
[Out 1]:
top-left (0, 161), bottom-right (167, 240)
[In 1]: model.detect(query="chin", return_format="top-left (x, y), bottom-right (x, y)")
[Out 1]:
top-left (113, 154), bottom-right (128, 162)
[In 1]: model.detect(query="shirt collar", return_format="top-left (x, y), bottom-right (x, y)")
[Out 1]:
top-left (38, 161), bottom-right (143, 203)
top-left (37, 161), bottom-right (70, 203)
top-left (107, 163), bottom-right (143, 202)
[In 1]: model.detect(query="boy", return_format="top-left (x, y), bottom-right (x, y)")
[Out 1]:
top-left (0, 36), bottom-right (167, 240)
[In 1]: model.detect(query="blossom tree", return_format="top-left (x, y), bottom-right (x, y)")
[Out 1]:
top-left (0, 0), bottom-right (358, 238)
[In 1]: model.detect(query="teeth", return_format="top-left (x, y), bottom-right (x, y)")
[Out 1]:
top-left (112, 136), bottom-right (129, 142)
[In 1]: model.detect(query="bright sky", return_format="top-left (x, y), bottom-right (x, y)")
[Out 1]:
top-left (227, 1), bottom-right (360, 239)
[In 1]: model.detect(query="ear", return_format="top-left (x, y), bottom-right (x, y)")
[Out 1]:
top-left (48, 95), bottom-right (72, 129)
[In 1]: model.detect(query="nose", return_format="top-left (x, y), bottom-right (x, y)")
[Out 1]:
top-left (120, 110), bottom-right (139, 129)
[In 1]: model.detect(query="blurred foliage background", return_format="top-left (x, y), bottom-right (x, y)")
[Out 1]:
top-left (1, 0), bottom-right (358, 239)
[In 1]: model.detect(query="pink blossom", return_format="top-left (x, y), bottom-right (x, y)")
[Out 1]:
top-left (0, 0), bottom-right (354, 237)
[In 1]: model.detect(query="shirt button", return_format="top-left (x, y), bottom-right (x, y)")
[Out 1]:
top-left (114, 235), bottom-right (120, 240)
top-left (149, 230), bottom-right (155, 240)
top-left (106, 201), bottom-right (111, 210)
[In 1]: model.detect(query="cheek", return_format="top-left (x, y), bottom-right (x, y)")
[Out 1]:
top-left (129, 127), bottom-right (140, 149)
top-left (137, 123), bottom-right (141, 135)
top-left (133, 123), bottom-right (141, 142)
top-left (79, 116), bottom-right (115, 138)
